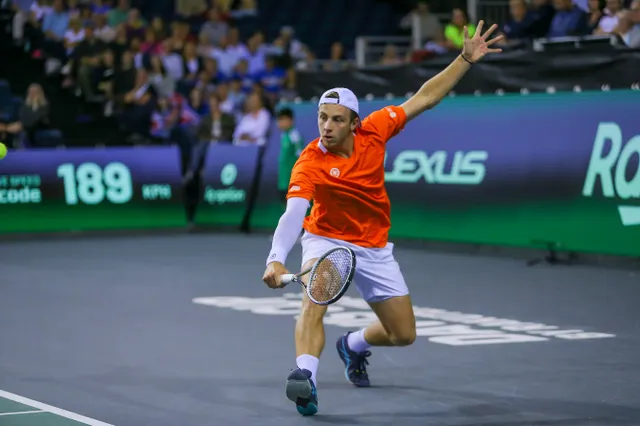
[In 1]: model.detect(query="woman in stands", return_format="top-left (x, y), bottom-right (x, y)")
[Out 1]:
top-left (0, 83), bottom-right (50, 148)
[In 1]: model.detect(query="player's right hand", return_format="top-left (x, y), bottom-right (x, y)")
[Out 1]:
top-left (262, 261), bottom-right (289, 289)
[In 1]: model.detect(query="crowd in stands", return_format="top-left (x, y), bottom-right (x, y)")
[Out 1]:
top-left (403, 0), bottom-right (640, 58)
top-left (3, 0), bottom-right (639, 155)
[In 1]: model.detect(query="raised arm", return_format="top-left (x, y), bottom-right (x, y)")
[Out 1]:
top-left (401, 21), bottom-right (503, 122)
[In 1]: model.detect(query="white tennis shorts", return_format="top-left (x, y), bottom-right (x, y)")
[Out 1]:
top-left (300, 231), bottom-right (409, 303)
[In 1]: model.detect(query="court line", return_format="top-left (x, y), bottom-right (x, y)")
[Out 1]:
top-left (0, 410), bottom-right (43, 416)
top-left (0, 390), bottom-right (114, 426)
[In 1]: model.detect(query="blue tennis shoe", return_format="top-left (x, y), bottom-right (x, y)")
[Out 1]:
top-left (285, 368), bottom-right (318, 416)
top-left (336, 332), bottom-right (372, 387)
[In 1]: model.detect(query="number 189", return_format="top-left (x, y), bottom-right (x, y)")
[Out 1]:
top-left (56, 162), bottom-right (133, 205)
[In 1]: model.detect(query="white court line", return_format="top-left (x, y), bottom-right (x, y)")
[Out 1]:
top-left (0, 410), bottom-right (43, 416)
top-left (0, 390), bottom-right (114, 425)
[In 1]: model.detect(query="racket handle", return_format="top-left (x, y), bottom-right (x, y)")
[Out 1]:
top-left (281, 274), bottom-right (296, 285)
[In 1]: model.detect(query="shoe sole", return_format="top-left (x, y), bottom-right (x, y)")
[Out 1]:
top-left (285, 378), bottom-right (318, 416)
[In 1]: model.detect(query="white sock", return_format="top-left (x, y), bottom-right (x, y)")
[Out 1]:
top-left (296, 354), bottom-right (319, 385)
top-left (347, 328), bottom-right (371, 353)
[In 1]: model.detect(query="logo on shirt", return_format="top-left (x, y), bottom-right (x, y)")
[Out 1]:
top-left (290, 185), bottom-right (301, 192)
top-left (330, 168), bottom-right (340, 178)
top-left (386, 107), bottom-right (397, 119)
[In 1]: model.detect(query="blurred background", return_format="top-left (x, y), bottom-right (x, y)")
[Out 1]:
top-left (0, 0), bottom-right (638, 259)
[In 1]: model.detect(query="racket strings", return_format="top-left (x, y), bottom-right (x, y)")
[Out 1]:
top-left (308, 249), bottom-right (354, 303)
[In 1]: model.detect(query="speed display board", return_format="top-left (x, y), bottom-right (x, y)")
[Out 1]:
top-left (0, 146), bottom-right (187, 233)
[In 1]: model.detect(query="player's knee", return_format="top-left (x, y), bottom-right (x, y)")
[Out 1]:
top-left (390, 328), bottom-right (416, 347)
top-left (300, 296), bottom-right (327, 323)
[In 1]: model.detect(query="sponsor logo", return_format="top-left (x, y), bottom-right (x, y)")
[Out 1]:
top-left (330, 168), bottom-right (340, 178)
top-left (204, 164), bottom-right (247, 205)
top-left (0, 174), bottom-right (42, 204)
top-left (583, 122), bottom-right (640, 226)
top-left (192, 293), bottom-right (615, 346)
top-left (385, 150), bottom-right (488, 185)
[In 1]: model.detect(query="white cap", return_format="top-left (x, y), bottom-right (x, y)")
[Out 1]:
top-left (318, 87), bottom-right (359, 117)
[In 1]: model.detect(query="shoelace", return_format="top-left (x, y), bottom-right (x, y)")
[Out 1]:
top-left (354, 350), bottom-right (372, 375)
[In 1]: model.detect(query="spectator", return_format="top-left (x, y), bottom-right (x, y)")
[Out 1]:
top-left (615, 0), bottom-right (640, 46)
top-left (175, 0), bottom-right (208, 18)
top-left (379, 44), bottom-right (404, 65)
top-left (279, 26), bottom-right (306, 61)
top-left (230, 0), bottom-right (258, 19)
top-left (399, 1), bottom-right (444, 44)
top-left (63, 17), bottom-right (85, 57)
top-left (148, 55), bottom-right (176, 98)
top-left (323, 42), bottom-right (349, 71)
top-left (164, 21), bottom-right (192, 54)
top-left (258, 56), bottom-right (286, 102)
top-left (444, 8), bottom-right (476, 50)
top-left (585, 0), bottom-right (605, 33)
top-left (199, 7), bottom-right (229, 46)
top-left (196, 93), bottom-right (236, 144)
top-left (501, 0), bottom-right (537, 41)
top-left (111, 50), bottom-right (137, 111)
top-left (41, 0), bottom-right (70, 60)
top-left (547, 0), bottom-right (589, 37)
top-left (91, 0), bottom-right (111, 16)
top-left (11, 0), bottom-right (37, 45)
top-left (120, 83), bottom-right (157, 142)
top-left (150, 16), bottom-right (167, 39)
top-left (94, 13), bottom-right (116, 43)
top-left (529, 0), bottom-right (556, 37)
top-left (215, 82), bottom-right (239, 116)
top-left (0, 83), bottom-right (50, 147)
top-left (183, 92), bottom-right (237, 183)
top-left (108, 24), bottom-right (130, 67)
top-left (67, 0), bottom-right (82, 17)
top-left (73, 22), bottom-right (107, 99)
top-left (182, 41), bottom-right (204, 83)
top-left (233, 59), bottom-right (257, 94)
top-left (96, 49), bottom-right (117, 115)
top-left (244, 33), bottom-right (267, 75)
top-left (275, 107), bottom-right (303, 205)
top-left (140, 27), bottom-right (164, 55)
top-left (594, 0), bottom-right (625, 33)
top-left (79, 5), bottom-right (94, 27)
top-left (233, 91), bottom-right (270, 146)
top-left (124, 8), bottom-right (147, 41)
top-left (108, 0), bottom-right (130, 28)
top-left (189, 88), bottom-right (209, 116)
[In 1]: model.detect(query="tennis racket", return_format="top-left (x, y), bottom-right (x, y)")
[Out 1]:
top-left (281, 247), bottom-right (356, 306)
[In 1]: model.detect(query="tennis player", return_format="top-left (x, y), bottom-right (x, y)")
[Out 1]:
top-left (263, 21), bottom-right (503, 416)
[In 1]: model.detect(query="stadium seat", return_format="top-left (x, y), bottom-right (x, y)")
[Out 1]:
top-left (32, 129), bottom-right (64, 148)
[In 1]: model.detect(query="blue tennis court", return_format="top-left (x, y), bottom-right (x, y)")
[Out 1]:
top-left (1, 234), bottom-right (638, 426)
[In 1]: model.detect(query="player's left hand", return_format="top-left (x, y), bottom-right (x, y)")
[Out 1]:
top-left (461, 20), bottom-right (504, 64)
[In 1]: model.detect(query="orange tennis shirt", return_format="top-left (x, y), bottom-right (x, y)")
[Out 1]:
top-left (286, 105), bottom-right (407, 248)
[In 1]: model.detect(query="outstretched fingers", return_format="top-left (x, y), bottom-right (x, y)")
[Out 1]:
top-left (487, 34), bottom-right (505, 45)
top-left (482, 23), bottom-right (499, 40)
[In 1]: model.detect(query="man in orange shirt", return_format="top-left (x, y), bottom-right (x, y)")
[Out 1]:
top-left (262, 21), bottom-right (503, 416)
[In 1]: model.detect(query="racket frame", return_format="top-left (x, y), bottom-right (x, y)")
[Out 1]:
top-left (281, 246), bottom-right (356, 305)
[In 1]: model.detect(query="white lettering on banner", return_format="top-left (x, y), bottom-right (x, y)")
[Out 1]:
top-left (385, 150), bottom-right (488, 185)
top-left (583, 122), bottom-right (640, 226)
top-left (192, 294), bottom-right (616, 347)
